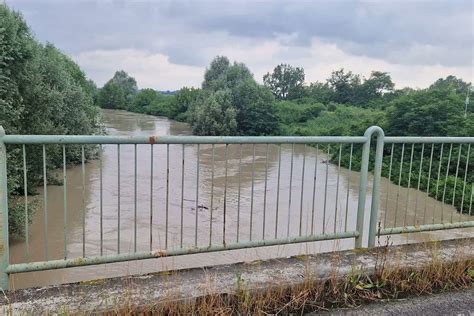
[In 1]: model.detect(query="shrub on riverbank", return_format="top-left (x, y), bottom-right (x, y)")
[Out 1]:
top-left (0, 4), bottom-right (102, 238)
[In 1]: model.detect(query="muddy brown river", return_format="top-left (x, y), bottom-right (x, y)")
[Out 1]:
top-left (9, 110), bottom-right (474, 289)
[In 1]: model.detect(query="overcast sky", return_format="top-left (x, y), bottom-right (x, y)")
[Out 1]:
top-left (7, 0), bottom-right (474, 90)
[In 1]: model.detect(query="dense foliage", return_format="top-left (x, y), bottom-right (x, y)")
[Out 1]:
top-left (0, 5), bottom-right (101, 238)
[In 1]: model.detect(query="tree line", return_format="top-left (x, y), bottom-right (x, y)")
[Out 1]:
top-left (1, 5), bottom-right (101, 237)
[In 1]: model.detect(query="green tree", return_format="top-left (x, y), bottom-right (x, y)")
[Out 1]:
top-left (327, 68), bottom-right (360, 104)
top-left (386, 88), bottom-right (472, 136)
top-left (97, 81), bottom-right (126, 109)
top-left (263, 64), bottom-right (305, 100)
top-left (131, 88), bottom-right (159, 111)
top-left (110, 70), bottom-right (138, 102)
top-left (192, 90), bottom-right (237, 135)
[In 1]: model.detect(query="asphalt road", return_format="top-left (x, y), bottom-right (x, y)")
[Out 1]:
top-left (322, 287), bottom-right (474, 315)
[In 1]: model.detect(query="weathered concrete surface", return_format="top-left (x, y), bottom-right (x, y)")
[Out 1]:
top-left (1, 238), bottom-right (472, 314)
top-left (325, 287), bottom-right (474, 316)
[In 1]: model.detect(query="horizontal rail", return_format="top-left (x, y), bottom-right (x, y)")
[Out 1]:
top-left (3, 135), bottom-right (368, 144)
top-left (384, 137), bottom-right (474, 144)
top-left (6, 231), bottom-right (359, 274)
top-left (379, 221), bottom-right (474, 235)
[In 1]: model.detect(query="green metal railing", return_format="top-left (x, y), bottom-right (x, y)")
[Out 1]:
top-left (0, 126), bottom-right (472, 290)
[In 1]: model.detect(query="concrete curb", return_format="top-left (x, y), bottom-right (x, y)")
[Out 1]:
top-left (1, 238), bottom-right (473, 314)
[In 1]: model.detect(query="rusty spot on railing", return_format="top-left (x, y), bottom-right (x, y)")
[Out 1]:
top-left (149, 136), bottom-right (156, 144)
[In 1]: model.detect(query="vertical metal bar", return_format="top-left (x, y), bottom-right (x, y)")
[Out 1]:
top-left (149, 144), bottom-right (153, 252)
top-left (99, 145), bottom-right (103, 256)
top-left (394, 143), bottom-right (405, 227)
top-left (275, 144), bottom-right (281, 239)
top-left (344, 144), bottom-right (353, 232)
top-left (367, 128), bottom-right (384, 248)
top-left (134, 144), bottom-right (137, 253)
top-left (450, 144), bottom-right (462, 223)
top-left (311, 145), bottom-right (318, 235)
top-left (62, 146), bottom-right (67, 259)
top-left (334, 144), bottom-right (342, 233)
top-left (43, 145), bottom-right (48, 260)
top-left (237, 144), bottom-right (242, 242)
top-left (23, 145), bottom-right (29, 262)
top-left (209, 144), bottom-right (215, 247)
top-left (434, 144), bottom-right (444, 224)
top-left (413, 144), bottom-right (424, 225)
top-left (0, 127), bottom-right (9, 289)
top-left (117, 144), bottom-right (120, 254)
top-left (459, 144), bottom-right (470, 220)
top-left (299, 145), bottom-right (306, 236)
top-left (263, 144), bottom-right (269, 240)
top-left (403, 144), bottom-right (414, 226)
top-left (287, 143), bottom-right (294, 237)
top-left (250, 144), bottom-right (255, 241)
top-left (180, 144), bottom-right (185, 248)
top-left (223, 144), bottom-right (228, 245)
top-left (441, 144), bottom-right (452, 222)
top-left (384, 144), bottom-right (394, 228)
top-left (166, 144), bottom-right (170, 249)
top-left (424, 144), bottom-right (434, 224)
top-left (322, 145), bottom-right (330, 234)
top-left (81, 145), bottom-right (85, 257)
top-left (469, 183), bottom-right (473, 216)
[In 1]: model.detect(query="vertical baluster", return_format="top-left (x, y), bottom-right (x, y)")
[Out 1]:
top-left (334, 144), bottom-right (342, 233)
top-left (166, 144), bottom-right (170, 249)
top-left (117, 144), bottom-right (120, 254)
top-left (459, 144), bottom-right (470, 221)
top-left (413, 144), bottom-right (424, 225)
top-left (223, 144), bottom-right (228, 245)
top-left (149, 144), bottom-right (153, 251)
top-left (322, 145), bottom-right (330, 234)
top-left (403, 144), bottom-right (414, 226)
top-left (63, 146), bottom-right (68, 259)
top-left (450, 144), bottom-right (462, 223)
top-left (469, 183), bottom-right (473, 216)
top-left (81, 145), bottom-right (85, 257)
top-left (434, 144), bottom-right (444, 224)
top-left (194, 144), bottom-right (199, 247)
top-left (299, 144), bottom-right (306, 236)
top-left (441, 144), bottom-right (452, 222)
top-left (344, 144), bottom-right (353, 232)
top-left (287, 144), bottom-right (294, 237)
top-left (134, 144), bottom-right (137, 253)
top-left (23, 145), bottom-right (29, 261)
top-left (311, 145), bottom-right (318, 235)
top-left (180, 144), bottom-right (185, 248)
top-left (394, 143), bottom-right (405, 227)
top-left (263, 144), bottom-right (269, 240)
top-left (384, 144), bottom-right (394, 228)
top-left (424, 144), bottom-right (434, 224)
top-left (209, 144), bottom-right (215, 247)
top-left (237, 144), bottom-right (242, 242)
top-left (43, 145), bottom-right (48, 260)
top-left (250, 144), bottom-right (255, 240)
top-left (99, 145), bottom-right (103, 256)
top-left (275, 144), bottom-right (281, 239)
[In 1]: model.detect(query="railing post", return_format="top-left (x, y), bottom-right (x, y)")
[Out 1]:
top-left (0, 126), bottom-right (9, 290)
top-left (368, 127), bottom-right (384, 248)
top-left (355, 126), bottom-right (384, 249)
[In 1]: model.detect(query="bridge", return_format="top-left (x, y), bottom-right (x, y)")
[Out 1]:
top-left (0, 126), bottom-right (472, 290)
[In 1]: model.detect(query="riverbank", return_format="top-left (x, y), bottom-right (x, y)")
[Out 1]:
top-left (2, 238), bottom-right (472, 314)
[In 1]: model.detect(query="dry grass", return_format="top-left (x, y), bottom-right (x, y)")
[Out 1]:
top-left (109, 244), bottom-right (473, 315)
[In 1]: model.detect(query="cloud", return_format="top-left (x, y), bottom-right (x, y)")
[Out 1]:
top-left (8, 0), bottom-right (473, 89)
top-left (74, 49), bottom-right (204, 90)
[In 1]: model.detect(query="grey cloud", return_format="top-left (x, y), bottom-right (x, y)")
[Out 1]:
top-left (8, 0), bottom-right (473, 68)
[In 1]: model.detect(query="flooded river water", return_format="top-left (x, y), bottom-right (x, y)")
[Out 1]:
top-left (9, 110), bottom-right (474, 289)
